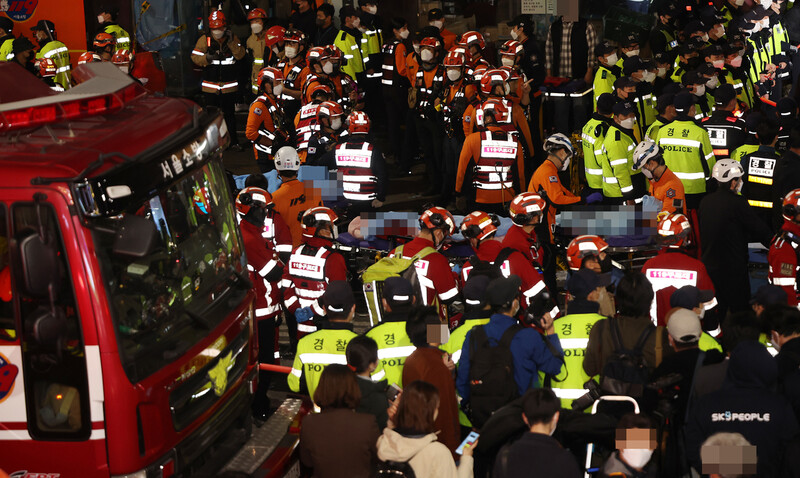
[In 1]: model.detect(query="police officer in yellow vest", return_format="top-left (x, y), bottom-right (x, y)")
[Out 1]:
top-left (593, 41), bottom-right (619, 110)
top-left (335, 6), bottom-right (366, 82)
top-left (365, 277), bottom-right (417, 388)
top-left (582, 93), bottom-right (616, 194)
top-left (599, 100), bottom-right (646, 205)
top-left (358, 0), bottom-right (383, 81)
top-left (288, 281), bottom-right (385, 398)
top-left (31, 20), bottom-right (71, 90)
top-left (646, 86), bottom-right (680, 141)
top-left (96, 4), bottom-right (131, 53)
top-left (649, 4), bottom-right (678, 56)
top-left (0, 18), bottom-right (14, 62)
top-left (547, 269), bottom-right (608, 409)
top-left (656, 92), bottom-right (716, 210)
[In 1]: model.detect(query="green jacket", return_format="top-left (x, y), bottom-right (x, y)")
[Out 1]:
top-left (593, 65), bottom-right (616, 110)
top-left (0, 37), bottom-right (13, 62)
top-left (581, 115), bottom-right (611, 190)
top-left (731, 143), bottom-right (759, 163)
top-left (36, 40), bottom-right (71, 90)
top-left (334, 29), bottom-right (364, 81)
top-left (600, 125), bottom-right (639, 199)
top-left (365, 320), bottom-right (415, 387)
top-left (656, 118), bottom-right (716, 194)
top-left (103, 23), bottom-right (131, 52)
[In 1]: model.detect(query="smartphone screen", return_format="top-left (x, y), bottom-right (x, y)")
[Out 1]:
top-left (386, 384), bottom-right (402, 402)
top-left (455, 431), bottom-right (479, 455)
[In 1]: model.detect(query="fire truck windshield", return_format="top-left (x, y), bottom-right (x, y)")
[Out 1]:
top-left (92, 161), bottom-right (247, 383)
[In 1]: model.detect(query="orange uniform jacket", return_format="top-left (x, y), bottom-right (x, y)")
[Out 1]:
top-left (455, 128), bottom-right (526, 205)
top-left (461, 102), bottom-right (534, 155)
top-left (272, 178), bottom-right (323, 247)
top-left (650, 167), bottom-right (686, 214)
top-left (528, 159), bottom-right (581, 236)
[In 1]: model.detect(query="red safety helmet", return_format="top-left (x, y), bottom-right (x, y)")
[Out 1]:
top-left (301, 206), bottom-right (338, 238)
top-left (257, 67), bottom-right (284, 89)
top-left (443, 50), bottom-right (465, 68)
top-left (479, 68), bottom-right (510, 96)
top-left (265, 25), bottom-right (286, 47)
top-left (479, 98), bottom-right (511, 125)
top-left (208, 10), bottom-right (227, 29)
top-left (509, 192), bottom-right (546, 226)
top-left (35, 58), bottom-right (56, 78)
top-left (236, 187), bottom-right (272, 216)
top-left (111, 49), bottom-right (133, 65)
top-left (783, 188), bottom-right (800, 222)
top-left (419, 207), bottom-right (456, 235)
top-left (656, 213), bottom-right (692, 248)
top-left (347, 110), bottom-right (371, 135)
top-left (284, 28), bottom-right (307, 46)
top-left (566, 235), bottom-right (610, 270)
top-left (247, 8), bottom-right (268, 21)
top-left (420, 37), bottom-right (441, 50)
top-left (460, 30), bottom-right (486, 50)
top-left (306, 45), bottom-right (326, 65)
top-left (93, 32), bottom-right (115, 48)
top-left (460, 211), bottom-right (500, 241)
top-left (77, 51), bottom-right (101, 64)
top-left (309, 83), bottom-right (333, 101)
top-left (472, 63), bottom-right (489, 82)
top-left (317, 100), bottom-right (344, 120)
top-left (500, 65), bottom-right (522, 82)
top-left (499, 40), bottom-right (523, 57)
top-left (324, 44), bottom-right (344, 62)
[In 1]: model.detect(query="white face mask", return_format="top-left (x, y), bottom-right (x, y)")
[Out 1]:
top-left (642, 165), bottom-right (654, 179)
top-left (620, 449), bottom-right (654, 469)
top-left (399, 29), bottom-right (409, 39)
top-left (560, 155), bottom-right (571, 171)
top-left (626, 49), bottom-right (640, 58)
top-left (510, 29), bottom-right (519, 40)
top-left (761, 0), bottom-right (773, 8)
top-left (367, 5), bottom-right (377, 14)
top-left (447, 69), bottom-right (461, 82)
top-left (657, 67), bottom-right (668, 78)
top-left (330, 117), bottom-right (342, 131)
top-left (285, 46), bottom-right (298, 58)
top-left (714, 25), bottom-right (725, 38)
top-left (735, 0), bottom-right (745, 5)
top-left (761, 18), bottom-right (771, 29)
top-left (413, 44), bottom-right (421, 54)
top-left (606, 53), bottom-right (618, 65)
top-left (620, 117), bottom-right (636, 130)
top-left (700, 33), bottom-right (709, 42)
top-left (694, 84), bottom-right (706, 96)
top-left (706, 76), bottom-right (719, 89)
top-left (97, 14), bottom-right (106, 24)
top-left (752, 22), bottom-right (762, 34)
top-left (352, 17), bottom-right (361, 29)
top-left (273, 84), bottom-right (284, 96)
top-left (322, 62), bottom-right (334, 74)
top-left (420, 49), bottom-right (434, 62)
top-left (643, 71), bottom-right (656, 83)
top-left (501, 57), bottom-right (515, 67)
top-left (503, 83), bottom-right (511, 96)
top-left (430, 20), bottom-right (443, 30)
top-left (212, 29), bottom-right (225, 40)
top-left (251, 22), bottom-right (263, 34)
top-left (712, 59), bottom-right (725, 69)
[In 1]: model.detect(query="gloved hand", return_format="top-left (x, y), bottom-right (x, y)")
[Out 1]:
top-left (371, 199), bottom-right (384, 208)
top-left (452, 263), bottom-right (462, 274)
top-left (586, 192), bottom-right (603, 204)
top-left (295, 307), bottom-right (314, 322)
top-left (641, 194), bottom-right (663, 212)
top-left (205, 50), bottom-right (220, 63)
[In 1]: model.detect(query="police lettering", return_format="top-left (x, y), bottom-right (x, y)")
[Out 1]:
top-left (382, 358), bottom-right (405, 367)
top-left (662, 145), bottom-right (693, 153)
top-left (711, 411), bottom-right (771, 422)
top-left (563, 349), bottom-right (585, 358)
top-left (306, 363), bottom-right (324, 372)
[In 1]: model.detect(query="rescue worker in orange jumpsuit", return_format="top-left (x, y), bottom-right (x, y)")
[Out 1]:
top-left (271, 146), bottom-right (323, 248)
top-left (236, 187), bottom-right (285, 421)
top-left (282, 207), bottom-right (348, 344)
top-left (769, 189), bottom-right (800, 306)
top-left (632, 139), bottom-right (687, 215)
top-left (455, 98), bottom-right (526, 216)
top-left (245, 67), bottom-right (290, 173)
top-left (191, 11), bottom-right (246, 151)
top-left (413, 35), bottom-right (446, 196)
top-left (277, 29), bottom-right (309, 124)
top-left (307, 100), bottom-right (346, 165)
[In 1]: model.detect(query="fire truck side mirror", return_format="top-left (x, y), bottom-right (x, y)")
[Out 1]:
top-left (16, 230), bottom-right (61, 299)
top-left (113, 215), bottom-right (159, 259)
top-left (26, 305), bottom-right (68, 359)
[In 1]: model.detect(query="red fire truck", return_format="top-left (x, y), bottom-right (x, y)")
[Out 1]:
top-left (0, 62), bottom-right (307, 478)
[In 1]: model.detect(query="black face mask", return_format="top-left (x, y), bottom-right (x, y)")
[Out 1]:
top-left (599, 254), bottom-right (613, 273)
top-left (686, 57), bottom-right (702, 69)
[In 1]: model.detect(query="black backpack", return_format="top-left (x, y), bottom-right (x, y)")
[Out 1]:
top-left (466, 247), bottom-right (516, 281)
top-left (599, 317), bottom-right (654, 398)
top-left (468, 324), bottom-right (523, 429)
top-left (376, 460), bottom-right (416, 478)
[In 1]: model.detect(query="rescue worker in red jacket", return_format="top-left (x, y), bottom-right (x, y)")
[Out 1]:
top-left (191, 11), bottom-right (246, 151)
top-left (245, 67), bottom-right (290, 173)
top-left (282, 206), bottom-right (348, 339)
top-left (307, 100), bottom-right (345, 165)
top-left (241, 175), bottom-right (295, 262)
top-left (455, 98), bottom-right (526, 215)
top-left (769, 189), bottom-right (800, 306)
top-left (642, 213), bottom-right (718, 329)
top-left (236, 187), bottom-right (285, 421)
top-left (294, 83), bottom-right (332, 163)
top-left (389, 207), bottom-right (460, 320)
top-left (459, 210), bottom-right (505, 284)
top-left (501, 193), bottom-right (550, 309)
top-left (331, 111), bottom-right (387, 216)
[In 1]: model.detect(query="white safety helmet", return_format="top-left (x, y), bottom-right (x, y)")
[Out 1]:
top-left (274, 146), bottom-right (301, 171)
top-left (711, 158), bottom-right (744, 182)
top-left (544, 133), bottom-right (574, 171)
top-left (632, 139), bottom-right (662, 170)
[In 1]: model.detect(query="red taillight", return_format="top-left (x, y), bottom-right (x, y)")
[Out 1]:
top-left (161, 460), bottom-right (175, 478)
top-left (85, 97), bottom-right (107, 115)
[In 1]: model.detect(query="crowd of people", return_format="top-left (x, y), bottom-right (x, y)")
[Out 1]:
top-left (6, 0), bottom-right (800, 476)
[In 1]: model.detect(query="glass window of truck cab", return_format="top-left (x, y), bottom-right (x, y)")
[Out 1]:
top-left (0, 200), bottom-right (92, 440)
top-left (90, 161), bottom-right (246, 383)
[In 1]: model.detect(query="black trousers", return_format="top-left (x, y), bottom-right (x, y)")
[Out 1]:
top-left (253, 318), bottom-right (277, 415)
top-left (441, 135), bottom-right (463, 205)
top-left (383, 86), bottom-right (408, 162)
top-left (204, 92), bottom-right (239, 146)
top-left (415, 116), bottom-right (444, 192)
